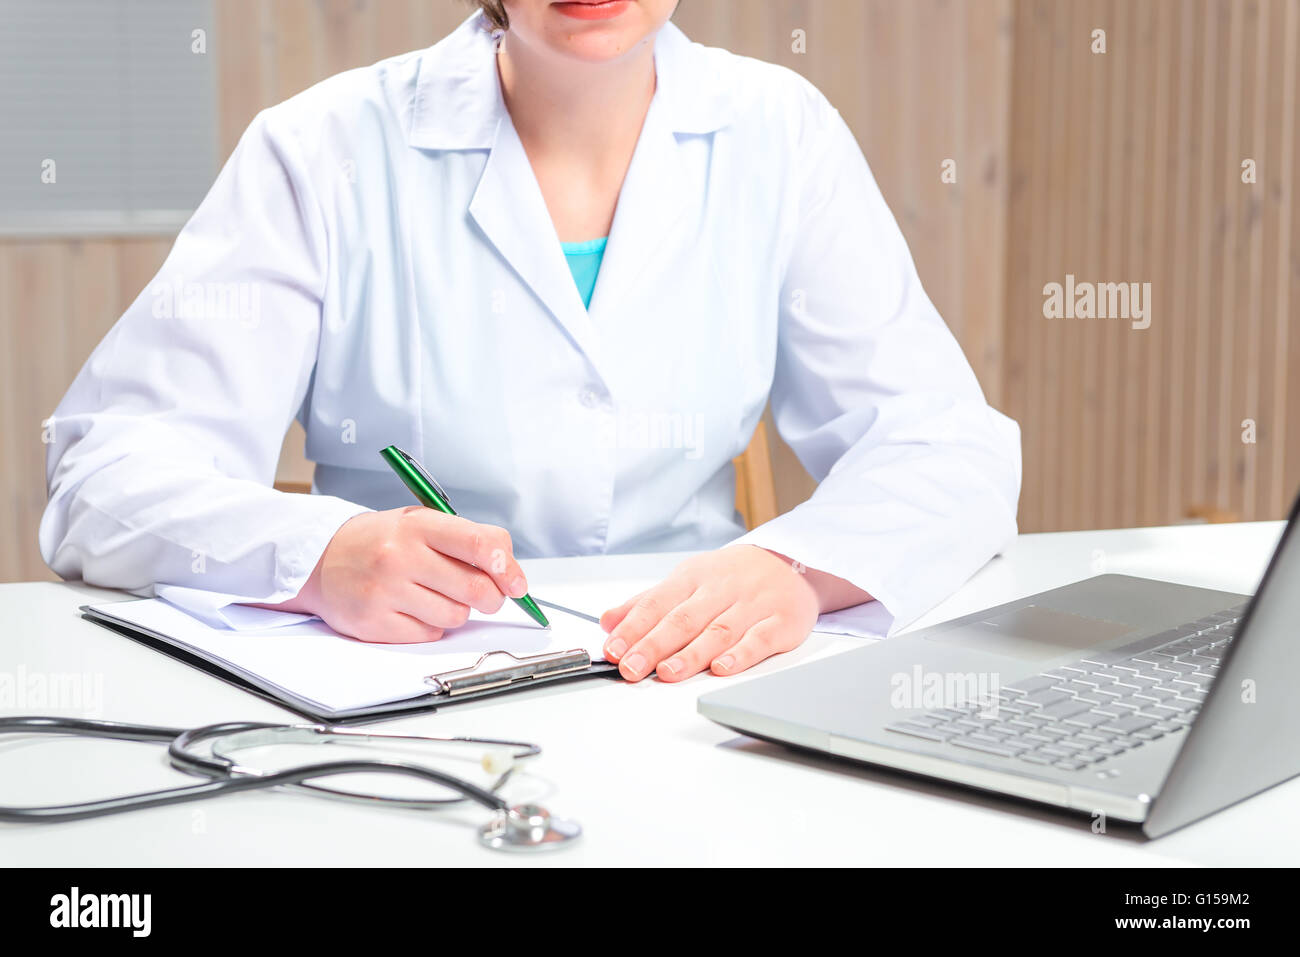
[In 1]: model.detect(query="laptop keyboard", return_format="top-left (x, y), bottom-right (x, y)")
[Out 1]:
top-left (885, 604), bottom-right (1249, 772)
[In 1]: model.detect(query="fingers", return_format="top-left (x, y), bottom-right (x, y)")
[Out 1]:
top-left (614, 590), bottom-right (730, 681)
top-left (599, 591), bottom-right (641, 634)
top-left (655, 606), bottom-right (753, 681)
top-left (410, 550), bottom-right (507, 615)
top-left (602, 578), bottom-right (697, 666)
top-left (396, 581), bottom-right (473, 630)
top-left (412, 511), bottom-right (528, 600)
top-left (351, 611), bottom-right (445, 645)
top-left (709, 617), bottom-right (797, 677)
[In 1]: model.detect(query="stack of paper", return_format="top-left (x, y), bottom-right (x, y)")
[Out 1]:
top-left (87, 596), bottom-right (610, 717)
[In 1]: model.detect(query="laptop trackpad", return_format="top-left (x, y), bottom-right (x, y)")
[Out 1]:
top-left (923, 605), bottom-right (1135, 662)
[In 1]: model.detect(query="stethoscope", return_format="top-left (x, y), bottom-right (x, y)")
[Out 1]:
top-left (0, 716), bottom-right (581, 852)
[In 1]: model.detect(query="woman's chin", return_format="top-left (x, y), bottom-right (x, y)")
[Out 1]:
top-left (539, 10), bottom-right (656, 63)
top-left (551, 35), bottom-right (647, 63)
top-left (545, 32), bottom-right (649, 63)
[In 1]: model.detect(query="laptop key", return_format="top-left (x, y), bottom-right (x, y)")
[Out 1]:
top-left (1100, 714), bottom-right (1156, 735)
top-left (1054, 680), bottom-right (1101, 696)
top-left (1074, 729), bottom-right (1114, 744)
top-left (988, 723), bottom-right (1028, 737)
top-left (1006, 675), bottom-right (1059, 695)
top-left (1045, 667), bottom-right (1082, 680)
top-left (1063, 710), bottom-right (1112, 728)
top-left (1138, 705), bottom-right (1180, 720)
top-left (908, 714), bottom-right (947, 727)
top-left (1102, 699), bottom-right (1141, 713)
top-left (1130, 662), bottom-right (1169, 677)
top-left (1019, 752), bottom-right (1054, 765)
top-left (1037, 745), bottom-right (1072, 758)
top-left (1036, 698), bottom-right (1093, 721)
top-left (1040, 721), bottom-right (1082, 735)
top-left (951, 738), bottom-right (1023, 757)
top-left (1072, 673), bottom-right (1116, 689)
top-left (1023, 731), bottom-right (1064, 745)
top-left (1019, 688), bottom-right (1072, 707)
top-left (1122, 674), bottom-right (1160, 689)
top-left (885, 722), bottom-right (955, 742)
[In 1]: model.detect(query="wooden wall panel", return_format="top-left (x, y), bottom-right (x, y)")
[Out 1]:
top-left (1004, 0), bottom-right (1300, 530)
top-left (0, 238), bottom-right (172, 580)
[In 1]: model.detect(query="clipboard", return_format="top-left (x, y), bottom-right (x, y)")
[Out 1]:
top-left (80, 602), bottom-right (621, 726)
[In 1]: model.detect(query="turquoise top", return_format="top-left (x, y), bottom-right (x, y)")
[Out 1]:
top-left (560, 237), bottom-right (607, 309)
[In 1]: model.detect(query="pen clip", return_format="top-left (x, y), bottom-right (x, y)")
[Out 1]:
top-left (390, 446), bottom-right (454, 508)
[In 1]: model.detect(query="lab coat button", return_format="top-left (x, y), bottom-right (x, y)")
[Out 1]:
top-left (578, 388), bottom-right (601, 409)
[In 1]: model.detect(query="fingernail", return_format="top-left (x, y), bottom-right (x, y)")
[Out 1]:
top-left (508, 577), bottom-right (527, 598)
top-left (661, 657), bottom-right (682, 677)
top-left (714, 655), bottom-right (735, 673)
top-left (605, 637), bottom-right (627, 659)
top-left (623, 652), bottom-right (645, 678)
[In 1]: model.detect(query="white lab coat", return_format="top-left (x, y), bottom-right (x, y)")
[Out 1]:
top-left (41, 12), bottom-right (1021, 635)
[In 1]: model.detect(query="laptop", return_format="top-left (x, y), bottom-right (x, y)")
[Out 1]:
top-left (698, 494), bottom-right (1300, 837)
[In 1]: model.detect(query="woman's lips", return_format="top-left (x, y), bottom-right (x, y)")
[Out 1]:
top-left (552, 1), bottom-right (631, 21)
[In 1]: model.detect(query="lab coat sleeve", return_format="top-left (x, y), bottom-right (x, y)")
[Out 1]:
top-left (733, 92), bottom-right (1022, 635)
top-left (39, 108), bottom-right (371, 612)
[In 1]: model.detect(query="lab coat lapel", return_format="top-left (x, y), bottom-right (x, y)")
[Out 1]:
top-left (468, 117), bottom-right (600, 367)
top-left (585, 91), bottom-right (689, 321)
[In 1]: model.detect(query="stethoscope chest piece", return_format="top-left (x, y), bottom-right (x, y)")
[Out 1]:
top-left (478, 803), bottom-right (581, 852)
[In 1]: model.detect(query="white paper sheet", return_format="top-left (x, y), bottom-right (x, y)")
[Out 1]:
top-left (87, 595), bottom-right (610, 715)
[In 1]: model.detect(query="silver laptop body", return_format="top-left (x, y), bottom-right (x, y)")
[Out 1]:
top-left (699, 497), bottom-right (1300, 837)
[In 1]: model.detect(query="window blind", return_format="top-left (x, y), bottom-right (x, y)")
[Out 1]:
top-left (0, 0), bottom-right (217, 236)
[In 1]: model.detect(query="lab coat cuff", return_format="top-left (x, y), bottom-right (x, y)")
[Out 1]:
top-left (731, 525), bottom-right (903, 639)
top-left (272, 495), bottom-right (373, 602)
top-left (153, 495), bottom-right (372, 627)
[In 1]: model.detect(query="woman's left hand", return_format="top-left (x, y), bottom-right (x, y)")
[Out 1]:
top-left (600, 545), bottom-right (848, 682)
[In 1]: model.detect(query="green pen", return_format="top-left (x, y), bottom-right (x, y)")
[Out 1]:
top-left (379, 445), bottom-right (550, 629)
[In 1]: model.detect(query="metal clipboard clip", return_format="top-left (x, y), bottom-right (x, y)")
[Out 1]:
top-left (424, 649), bottom-right (593, 697)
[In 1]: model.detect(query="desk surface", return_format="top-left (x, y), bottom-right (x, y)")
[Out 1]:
top-left (1, 520), bottom-right (1294, 866)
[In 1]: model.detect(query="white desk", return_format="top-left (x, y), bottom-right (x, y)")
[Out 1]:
top-left (1, 521), bottom-right (1295, 866)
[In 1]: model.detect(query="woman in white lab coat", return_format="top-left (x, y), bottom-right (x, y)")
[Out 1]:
top-left (41, 0), bottom-right (1021, 682)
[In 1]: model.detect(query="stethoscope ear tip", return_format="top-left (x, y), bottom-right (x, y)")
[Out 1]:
top-left (478, 803), bottom-right (582, 852)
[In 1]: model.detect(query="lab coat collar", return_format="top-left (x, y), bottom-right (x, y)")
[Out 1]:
top-left (414, 11), bottom-right (726, 378)
top-left (407, 11), bottom-right (732, 149)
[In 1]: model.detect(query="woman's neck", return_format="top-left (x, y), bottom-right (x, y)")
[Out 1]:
top-left (497, 32), bottom-right (657, 161)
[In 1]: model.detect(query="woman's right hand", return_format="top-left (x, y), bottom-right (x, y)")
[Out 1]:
top-left (275, 507), bottom-right (529, 643)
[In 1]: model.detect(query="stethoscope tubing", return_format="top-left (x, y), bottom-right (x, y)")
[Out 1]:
top-left (0, 717), bottom-right (512, 823)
